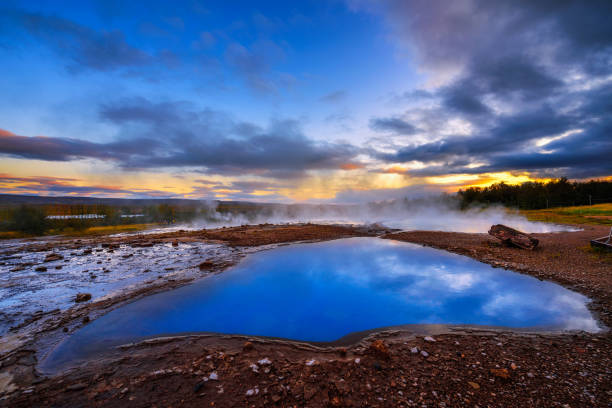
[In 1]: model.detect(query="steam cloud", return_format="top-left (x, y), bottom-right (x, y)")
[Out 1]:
top-left (157, 196), bottom-right (576, 234)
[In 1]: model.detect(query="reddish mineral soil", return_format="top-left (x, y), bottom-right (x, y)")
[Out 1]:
top-left (1, 224), bottom-right (611, 407)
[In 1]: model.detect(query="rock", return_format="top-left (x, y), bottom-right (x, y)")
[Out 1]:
top-left (193, 381), bottom-right (205, 393)
top-left (35, 266), bottom-right (47, 272)
top-left (66, 383), bottom-right (87, 391)
top-left (245, 387), bottom-right (259, 397)
top-left (208, 371), bottom-right (218, 381)
top-left (424, 336), bottom-right (436, 342)
top-left (258, 357), bottom-right (271, 365)
top-left (271, 394), bottom-right (282, 403)
top-left (82, 316), bottom-right (90, 324)
top-left (198, 260), bottom-right (214, 271)
top-left (490, 368), bottom-right (510, 379)
top-left (304, 385), bottom-right (317, 400)
top-left (410, 347), bottom-right (419, 354)
top-left (420, 350), bottom-right (429, 357)
top-left (368, 339), bottom-right (390, 359)
top-left (172, 240), bottom-right (179, 247)
top-left (305, 359), bottom-right (316, 366)
top-left (0, 372), bottom-right (17, 395)
top-left (75, 293), bottom-right (92, 302)
top-left (510, 363), bottom-right (517, 370)
top-left (242, 341), bottom-right (254, 352)
top-left (468, 381), bottom-right (480, 390)
top-left (488, 224), bottom-right (539, 250)
top-left (44, 253), bottom-right (63, 262)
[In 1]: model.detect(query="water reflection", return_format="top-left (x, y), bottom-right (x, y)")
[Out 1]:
top-left (43, 237), bottom-right (599, 371)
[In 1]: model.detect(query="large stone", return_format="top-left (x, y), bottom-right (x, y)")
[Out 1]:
top-left (488, 224), bottom-right (539, 250)
top-left (75, 293), bottom-right (92, 303)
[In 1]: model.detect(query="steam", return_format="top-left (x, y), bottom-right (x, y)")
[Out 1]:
top-left (166, 196), bottom-right (577, 234)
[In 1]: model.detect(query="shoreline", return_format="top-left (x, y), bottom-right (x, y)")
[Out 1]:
top-left (1, 223), bottom-right (611, 407)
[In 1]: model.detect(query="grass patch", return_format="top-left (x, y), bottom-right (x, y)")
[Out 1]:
top-left (0, 223), bottom-right (156, 239)
top-left (521, 203), bottom-right (612, 225)
top-left (61, 223), bottom-right (156, 237)
top-left (581, 245), bottom-right (612, 264)
top-left (0, 231), bottom-right (31, 239)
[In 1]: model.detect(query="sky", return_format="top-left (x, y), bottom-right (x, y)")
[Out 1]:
top-left (0, 0), bottom-right (610, 202)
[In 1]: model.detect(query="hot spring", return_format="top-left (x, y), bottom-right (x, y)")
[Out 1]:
top-left (42, 237), bottom-right (599, 371)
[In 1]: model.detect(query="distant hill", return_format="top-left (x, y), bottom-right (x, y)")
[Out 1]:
top-left (0, 194), bottom-right (212, 207)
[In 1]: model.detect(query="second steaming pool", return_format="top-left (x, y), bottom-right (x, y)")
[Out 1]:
top-left (43, 237), bottom-right (599, 371)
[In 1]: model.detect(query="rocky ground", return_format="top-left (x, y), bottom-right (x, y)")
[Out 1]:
top-left (1, 223), bottom-right (611, 407)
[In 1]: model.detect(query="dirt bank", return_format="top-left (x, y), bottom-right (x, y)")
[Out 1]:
top-left (1, 224), bottom-right (612, 407)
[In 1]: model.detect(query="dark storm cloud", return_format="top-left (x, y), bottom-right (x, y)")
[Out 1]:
top-left (362, 0), bottom-right (612, 179)
top-left (0, 99), bottom-right (358, 176)
top-left (369, 117), bottom-right (419, 135)
top-left (2, 9), bottom-right (150, 72)
top-left (438, 57), bottom-right (563, 116)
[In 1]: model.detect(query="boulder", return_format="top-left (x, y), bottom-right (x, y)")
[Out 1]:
top-left (488, 224), bottom-right (539, 250)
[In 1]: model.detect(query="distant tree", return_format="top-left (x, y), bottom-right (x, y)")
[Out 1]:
top-left (10, 205), bottom-right (48, 235)
top-left (458, 178), bottom-right (612, 209)
top-left (157, 204), bottom-right (176, 224)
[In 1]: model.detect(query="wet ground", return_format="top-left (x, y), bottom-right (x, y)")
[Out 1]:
top-left (0, 241), bottom-right (233, 335)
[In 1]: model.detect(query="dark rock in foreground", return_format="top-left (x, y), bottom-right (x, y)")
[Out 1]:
top-left (488, 224), bottom-right (539, 250)
top-left (75, 293), bottom-right (92, 303)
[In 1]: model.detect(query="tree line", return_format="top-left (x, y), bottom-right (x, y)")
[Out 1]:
top-left (0, 203), bottom-right (217, 235)
top-left (458, 178), bottom-right (612, 210)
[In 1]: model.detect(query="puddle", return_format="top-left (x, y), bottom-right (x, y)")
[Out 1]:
top-left (42, 237), bottom-right (599, 372)
top-left (0, 242), bottom-right (232, 335)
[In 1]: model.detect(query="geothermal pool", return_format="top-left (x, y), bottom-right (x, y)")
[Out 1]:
top-left (42, 237), bottom-right (599, 371)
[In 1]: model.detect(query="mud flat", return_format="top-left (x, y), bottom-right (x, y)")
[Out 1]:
top-left (1, 224), bottom-right (611, 407)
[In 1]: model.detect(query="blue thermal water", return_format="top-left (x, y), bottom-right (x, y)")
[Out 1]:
top-left (42, 237), bottom-right (598, 371)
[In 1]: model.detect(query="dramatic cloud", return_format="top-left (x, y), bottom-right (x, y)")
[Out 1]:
top-left (362, 0), bottom-right (612, 179)
top-left (0, 128), bottom-right (156, 162)
top-left (0, 98), bottom-right (359, 177)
